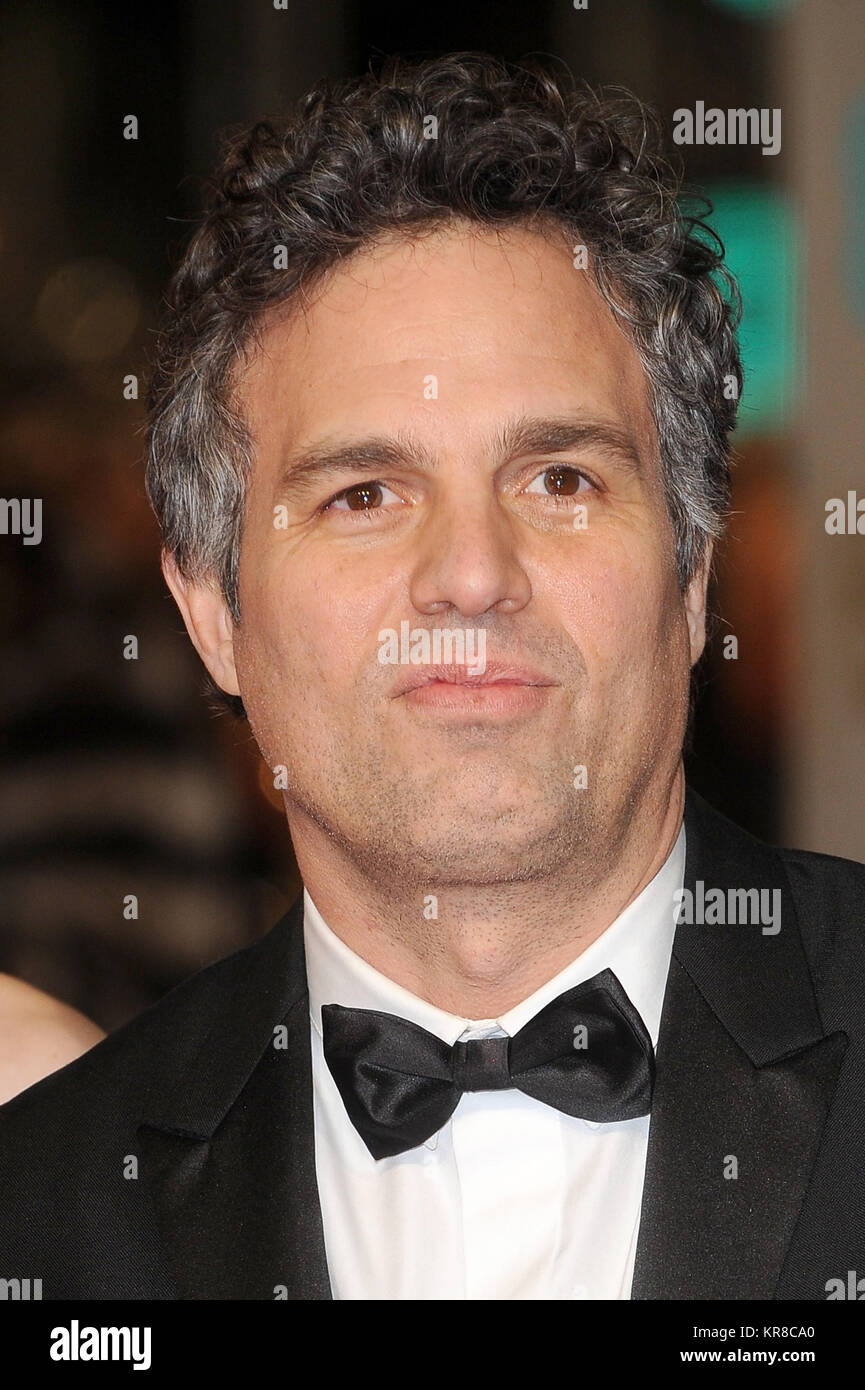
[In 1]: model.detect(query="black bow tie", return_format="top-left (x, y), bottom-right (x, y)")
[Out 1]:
top-left (321, 968), bottom-right (655, 1159)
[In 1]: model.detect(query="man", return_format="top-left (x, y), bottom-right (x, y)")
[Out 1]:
top-left (1, 51), bottom-right (863, 1301)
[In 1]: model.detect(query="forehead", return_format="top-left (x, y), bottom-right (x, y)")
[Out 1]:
top-left (236, 219), bottom-right (657, 463)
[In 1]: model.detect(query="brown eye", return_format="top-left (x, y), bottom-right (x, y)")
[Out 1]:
top-left (343, 482), bottom-right (384, 510)
top-left (543, 468), bottom-right (582, 496)
top-left (325, 480), bottom-right (399, 512)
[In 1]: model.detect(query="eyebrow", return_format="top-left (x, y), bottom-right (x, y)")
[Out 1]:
top-left (275, 413), bottom-right (645, 499)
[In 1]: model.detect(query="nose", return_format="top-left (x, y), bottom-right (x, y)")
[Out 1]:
top-left (408, 486), bottom-right (532, 621)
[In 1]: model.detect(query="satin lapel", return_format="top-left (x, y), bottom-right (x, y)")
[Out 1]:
top-left (136, 897), bottom-right (332, 1300)
top-left (631, 788), bottom-right (848, 1300)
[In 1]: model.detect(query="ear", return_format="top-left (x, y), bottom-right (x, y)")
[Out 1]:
top-left (161, 550), bottom-right (241, 697)
top-left (684, 541), bottom-right (713, 667)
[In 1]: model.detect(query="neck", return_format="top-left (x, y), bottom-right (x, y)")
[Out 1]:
top-left (288, 764), bottom-right (685, 1018)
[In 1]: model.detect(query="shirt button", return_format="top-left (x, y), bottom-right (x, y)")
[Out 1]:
top-left (572, 1284), bottom-right (588, 1299)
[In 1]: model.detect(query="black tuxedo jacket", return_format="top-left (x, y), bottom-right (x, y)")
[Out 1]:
top-left (2, 786), bottom-right (865, 1300)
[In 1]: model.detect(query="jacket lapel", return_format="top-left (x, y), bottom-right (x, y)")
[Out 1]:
top-left (135, 785), bottom-right (847, 1300)
top-left (136, 896), bottom-right (333, 1300)
top-left (631, 788), bottom-right (848, 1299)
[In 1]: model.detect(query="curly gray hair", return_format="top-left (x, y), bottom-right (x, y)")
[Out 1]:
top-left (146, 50), bottom-right (742, 635)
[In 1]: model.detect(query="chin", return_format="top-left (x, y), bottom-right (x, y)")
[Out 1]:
top-left (401, 812), bottom-right (572, 883)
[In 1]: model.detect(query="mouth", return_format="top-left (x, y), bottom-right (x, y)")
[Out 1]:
top-left (393, 662), bottom-right (558, 718)
top-left (392, 661), bottom-right (557, 697)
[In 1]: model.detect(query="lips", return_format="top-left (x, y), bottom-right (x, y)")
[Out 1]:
top-left (393, 661), bottom-right (557, 698)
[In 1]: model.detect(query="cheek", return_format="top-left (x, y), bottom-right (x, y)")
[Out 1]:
top-left (236, 541), bottom-right (397, 697)
top-left (546, 537), bottom-right (676, 673)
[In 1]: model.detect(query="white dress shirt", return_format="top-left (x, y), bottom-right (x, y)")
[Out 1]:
top-left (305, 823), bottom-right (685, 1300)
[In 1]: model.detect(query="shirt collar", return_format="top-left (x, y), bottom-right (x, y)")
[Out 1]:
top-left (304, 821), bottom-right (684, 1051)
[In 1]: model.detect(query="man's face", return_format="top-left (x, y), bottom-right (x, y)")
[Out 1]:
top-left (209, 221), bottom-right (707, 889)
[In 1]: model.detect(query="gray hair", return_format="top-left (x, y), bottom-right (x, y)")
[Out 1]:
top-left (146, 51), bottom-right (742, 631)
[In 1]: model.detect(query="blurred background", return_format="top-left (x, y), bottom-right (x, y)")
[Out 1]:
top-left (1, 0), bottom-right (863, 1030)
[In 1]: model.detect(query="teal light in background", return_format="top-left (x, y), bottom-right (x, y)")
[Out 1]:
top-left (694, 183), bottom-right (800, 437)
top-left (707, 0), bottom-right (799, 16)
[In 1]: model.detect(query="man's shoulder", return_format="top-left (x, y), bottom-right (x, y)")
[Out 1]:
top-left (776, 841), bottom-right (865, 972)
top-left (689, 785), bottom-right (865, 898)
top-left (779, 840), bottom-right (865, 893)
top-left (688, 786), bottom-right (865, 978)
top-left (0, 898), bottom-right (305, 1132)
top-left (0, 900), bottom-right (306, 1292)
top-left (743, 815), bottom-right (865, 933)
